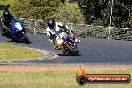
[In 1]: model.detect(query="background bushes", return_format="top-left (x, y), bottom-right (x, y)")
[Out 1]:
top-left (53, 2), bottom-right (85, 24)
top-left (0, 0), bottom-right (131, 28)
top-left (0, 0), bottom-right (131, 39)
top-left (9, 0), bottom-right (62, 21)
top-left (77, 0), bottom-right (132, 28)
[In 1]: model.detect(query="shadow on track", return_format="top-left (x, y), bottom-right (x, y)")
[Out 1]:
top-left (7, 40), bottom-right (32, 44)
top-left (58, 53), bottom-right (82, 56)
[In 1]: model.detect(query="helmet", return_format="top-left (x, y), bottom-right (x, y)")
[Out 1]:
top-left (47, 18), bottom-right (55, 29)
top-left (3, 9), bottom-right (10, 17)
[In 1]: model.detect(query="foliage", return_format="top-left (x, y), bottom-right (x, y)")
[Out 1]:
top-left (9, 0), bottom-right (84, 24)
top-left (9, 0), bottom-right (62, 20)
top-left (77, 0), bottom-right (132, 27)
top-left (53, 2), bottom-right (85, 24)
top-left (0, 0), bottom-right (131, 27)
top-left (0, 0), bottom-right (9, 5)
top-left (0, 0), bottom-right (11, 10)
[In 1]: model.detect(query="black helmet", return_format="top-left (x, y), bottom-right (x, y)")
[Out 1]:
top-left (47, 18), bottom-right (55, 29)
top-left (3, 9), bottom-right (10, 17)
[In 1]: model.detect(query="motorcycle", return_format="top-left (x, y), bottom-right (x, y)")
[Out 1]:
top-left (55, 31), bottom-right (79, 56)
top-left (1, 17), bottom-right (30, 44)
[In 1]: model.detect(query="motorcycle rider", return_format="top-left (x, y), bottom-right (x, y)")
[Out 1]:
top-left (1, 8), bottom-right (13, 36)
top-left (46, 18), bottom-right (80, 50)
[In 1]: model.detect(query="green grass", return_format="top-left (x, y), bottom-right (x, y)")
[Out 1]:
top-left (0, 67), bottom-right (132, 88)
top-left (0, 43), bottom-right (44, 60)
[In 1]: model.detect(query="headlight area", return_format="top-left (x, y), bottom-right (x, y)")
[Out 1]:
top-left (56, 39), bottom-right (64, 45)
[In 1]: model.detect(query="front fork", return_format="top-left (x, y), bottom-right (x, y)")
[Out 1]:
top-left (74, 39), bottom-right (80, 48)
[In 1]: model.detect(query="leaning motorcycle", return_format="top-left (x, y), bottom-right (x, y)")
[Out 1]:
top-left (1, 17), bottom-right (30, 44)
top-left (55, 31), bottom-right (79, 56)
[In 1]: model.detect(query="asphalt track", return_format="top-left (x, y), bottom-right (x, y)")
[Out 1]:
top-left (0, 34), bottom-right (132, 64)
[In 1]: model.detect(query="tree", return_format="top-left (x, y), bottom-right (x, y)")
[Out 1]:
top-left (77, 0), bottom-right (107, 24)
top-left (9, 0), bottom-right (62, 20)
top-left (77, 0), bottom-right (132, 27)
top-left (53, 2), bottom-right (84, 24)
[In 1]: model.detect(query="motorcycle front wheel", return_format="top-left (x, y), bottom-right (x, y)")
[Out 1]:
top-left (22, 34), bottom-right (30, 44)
top-left (65, 42), bottom-right (79, 56)
top-left (18, 32), bottom-right (30, 44)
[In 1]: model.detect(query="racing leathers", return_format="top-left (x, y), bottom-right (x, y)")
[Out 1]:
top-left (46, 22), bottom-right (79, 49)
top-left (1, 14), bottom-right (13, 36)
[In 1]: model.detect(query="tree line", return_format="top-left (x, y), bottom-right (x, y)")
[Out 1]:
top-left (77, 0), bottom-right (131, 28)
top-left (0, 0), bottom-right (131, 28)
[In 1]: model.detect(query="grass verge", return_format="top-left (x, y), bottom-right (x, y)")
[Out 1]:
top-left (0, 65), bottom-right (131, 88)
top-left (0, 43), bottom-right (44, 60)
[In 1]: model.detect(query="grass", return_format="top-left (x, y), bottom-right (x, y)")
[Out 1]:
top-left (0, 43), bottom-right (44, 60)
top-left (0, 65), bottom-right (131, 88)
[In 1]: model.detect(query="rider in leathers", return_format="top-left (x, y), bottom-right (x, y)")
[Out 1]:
top-left (46, 18), bottom-right (79, 50)
top-left (1, 9), bottom-right (13, 36)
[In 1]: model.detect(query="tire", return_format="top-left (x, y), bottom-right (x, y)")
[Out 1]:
top-left (0, 20), bottom-right (2, 30)
top-left (11, 35), bottom-right (17, 42)
top-left (18, 33), bottom-right (30, 44)
top-left (62, 50), bottom-right (67, 55)
top-left (23, 34), bottom-right (30, 44)
top-left (1, 28), bottom-right (11, 38)
top-left (65, 42), bottom-right (79, 56)
top-left (25, 36), bottom-right (30, 44)
top-left (76, 75), bottom-right (86, 85)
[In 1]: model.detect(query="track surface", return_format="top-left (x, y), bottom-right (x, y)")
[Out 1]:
top-left (0, 34), bottom-right (132, 64)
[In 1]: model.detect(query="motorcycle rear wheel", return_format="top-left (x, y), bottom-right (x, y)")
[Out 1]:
top-left (1, 29), bottom-right (6, 36)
